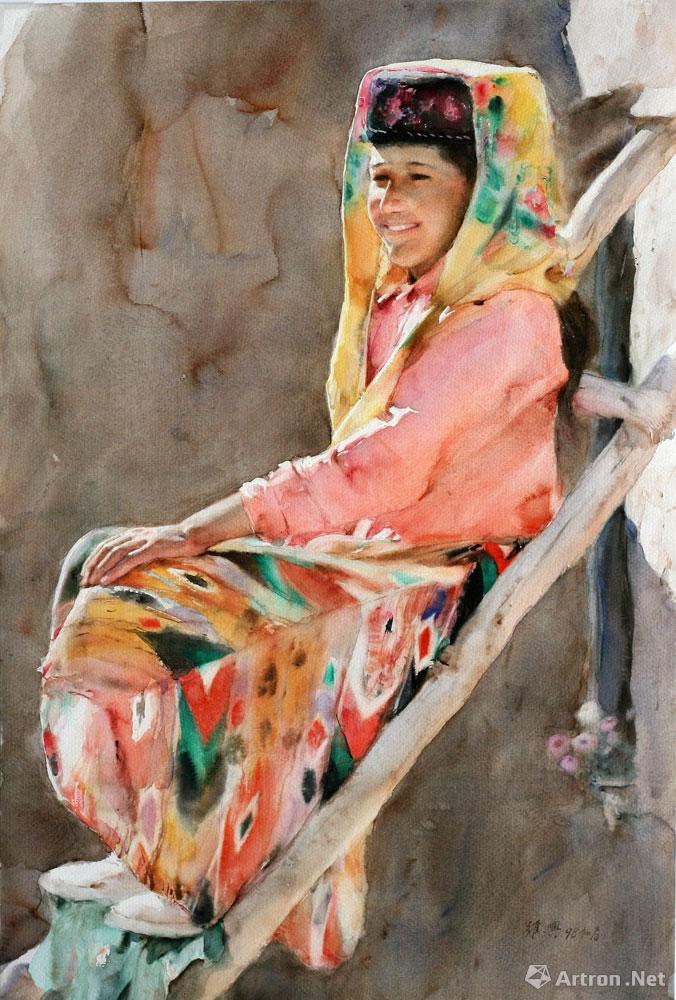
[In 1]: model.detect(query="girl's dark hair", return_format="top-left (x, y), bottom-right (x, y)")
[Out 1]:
top-left (430, 138), bottom-right (477, 184)
top-left (556, 291), bottom-right (599, 417)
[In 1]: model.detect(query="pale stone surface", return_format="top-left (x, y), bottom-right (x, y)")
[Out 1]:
top-left (626, 156), bottom-right (676, 594)
top-left (568, 0), bottom-right (676, 94)
top-left (569, 2), bottom-right (676, 878)
top-left (630, 542), bottom-right (676, 829)
top-left (570, 0), bottom-right (676, 598)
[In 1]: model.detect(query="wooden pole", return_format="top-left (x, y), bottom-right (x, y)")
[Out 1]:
top-left (173, 353), bottom-right (676, 999)
top-left (575, 369), bottom-right (675, 439)
top-left (548, 123), bottom-right (676, 282)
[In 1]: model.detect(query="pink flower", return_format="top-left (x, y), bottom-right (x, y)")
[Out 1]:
top-left (600, 716), bottom-right (618, 732)
top-left (547, 734), bottom-right (570, 759)
top-left (523, 186), bottom-right (549, 219)
top-left (604, 730), bottom-right (620, 747)
top-left (558, 754), bottom-right (579, 776)
top-left (441, 93), bottom-right (464, 122)
top-left (383, 92), bottom-right (406, 127)
top-left (572, 731), bottom-right (597, 753)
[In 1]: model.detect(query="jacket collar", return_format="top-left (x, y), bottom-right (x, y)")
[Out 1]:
top-left (375, 256), bottom-right (445, 306)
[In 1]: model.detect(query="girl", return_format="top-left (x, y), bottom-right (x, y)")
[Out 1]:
top-left (38, 60), bottom-right (579, 970)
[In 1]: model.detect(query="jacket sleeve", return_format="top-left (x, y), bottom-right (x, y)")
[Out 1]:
top-left (239, 291), bottom-right (568, 543)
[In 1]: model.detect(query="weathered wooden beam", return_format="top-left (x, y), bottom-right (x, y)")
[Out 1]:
top-left (172, 353), bottom-right (676, 999)
top-left (548, 123), bottom-right (676, 282)
top-left (575, 370), bottom-right (675, 439)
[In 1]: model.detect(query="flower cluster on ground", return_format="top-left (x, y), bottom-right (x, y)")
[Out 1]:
top-left (546, 702), bottom-right (636, 797)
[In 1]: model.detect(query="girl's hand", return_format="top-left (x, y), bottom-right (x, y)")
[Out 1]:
top-left (81, 525), bottom-right (203, 588)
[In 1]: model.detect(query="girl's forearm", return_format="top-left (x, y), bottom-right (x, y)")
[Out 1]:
top-left (179, 492), bottom-right (253, 550)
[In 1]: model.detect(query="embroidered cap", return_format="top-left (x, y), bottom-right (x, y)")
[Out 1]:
top-left (365, 76), bottom-right (474, 145)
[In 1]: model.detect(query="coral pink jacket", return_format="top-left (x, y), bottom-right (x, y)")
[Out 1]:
top-left (240, 286), bottom-right (568, 549)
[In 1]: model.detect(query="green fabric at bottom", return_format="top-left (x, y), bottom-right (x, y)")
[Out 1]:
top-left (29, 896), bottom-right (227, 1000)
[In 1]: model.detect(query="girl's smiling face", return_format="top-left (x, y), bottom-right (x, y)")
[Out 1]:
top-left (367, 143), bottom-right (474, 280)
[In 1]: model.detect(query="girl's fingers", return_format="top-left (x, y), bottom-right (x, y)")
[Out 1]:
top-left (82, 549), bottom-right (111, 583)
top-left (84, 536), bottom-right (146, 583)
top-left (82, 544), bottom-right (123, 582)
top-left (82, 533), bottom-right (136, 580)
top-left (81, 530), bottom-right (178, 587)
top-left (94, 541), bottom-right (143, 577)
top-left (99, 544), bottom-right (154, 585)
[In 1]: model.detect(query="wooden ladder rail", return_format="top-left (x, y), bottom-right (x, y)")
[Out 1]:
top-left (172, 119), bottom-right (676, 998)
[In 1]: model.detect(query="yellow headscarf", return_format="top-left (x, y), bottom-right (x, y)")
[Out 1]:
top-left (327, 59), bottom-right (576, 444)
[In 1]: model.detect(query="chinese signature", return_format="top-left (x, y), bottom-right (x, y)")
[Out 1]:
top-left (524, 919), bottom-right (601, 942)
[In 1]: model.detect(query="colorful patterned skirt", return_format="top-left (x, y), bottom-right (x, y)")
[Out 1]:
top-left (39, 530), bottom-right (515, 970)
